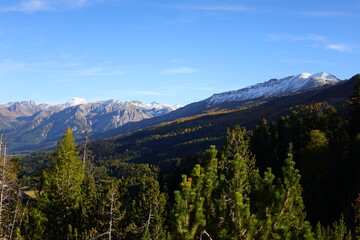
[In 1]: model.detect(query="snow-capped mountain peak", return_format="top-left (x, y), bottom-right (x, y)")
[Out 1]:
top-left (207, 72), bottom-right (340, 105)
top-left (66, 97), bottom-right (88, 107)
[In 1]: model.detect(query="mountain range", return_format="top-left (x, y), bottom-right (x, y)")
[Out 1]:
top-left (87, 73), bottom-right (358, 168)
top-left (0, 99), bottom-right (181, 151)
top-left (94, 72), bottom-right (342, 139)
top-left (0, 72), bottom-right (347, 152)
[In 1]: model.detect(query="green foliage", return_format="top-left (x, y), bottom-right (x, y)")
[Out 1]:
top-left (94, 179), bottom-right (127, 239)
top-left (130, 177), bottom-right (167, 239)
top-left (34, 127), bottom-right (87, 239)
top-left (315, 216), bottom-right (352, 240)
top-left (271, 153), bottom-right (313, 239)
top-left (13, 78), bottom-right (360, 239)
top-left (173, 171), bottom-right (206, 239)
top-left (172, 127), bottom-right (315, 239)
top-left (355, 194), bottom-right (360, 238)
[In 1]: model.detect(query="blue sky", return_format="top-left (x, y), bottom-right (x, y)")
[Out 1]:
top-left (0, 0), bottom-right (359, 106)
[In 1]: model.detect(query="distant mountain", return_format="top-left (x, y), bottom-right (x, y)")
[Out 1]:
top-left (96, 72), bottom-right (342, 139)
top-left (88, 74), bottom-right (359, 169)
top-left (206, 72), bottom-right (339, 105)
top-left (1, 72), bottom-right (345, 152)
top-left (0, 99), bottom-right (181, 152)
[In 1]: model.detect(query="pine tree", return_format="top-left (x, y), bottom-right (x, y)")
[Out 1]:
top-left (271, 152), bottom-right (313, 239)
top-left (315, 216), bottom-right (352, 240)
top-left (252, 119), bottom-right (276, 172)
top-left (298, 129), bottom-right (331, 224)
top-left (35, 127), bottom-right (86, 239)
top-left (214, 127), bottom-right (260, 239)
top-left (173, 167), bottom-right (206, 240)
top-left (95, 179), bottom-right (126, 240)
top-left (132, 177), bottom-right (167, 240)
top-left (355, 194), bottom-right (360, 239)
top-left (349, 75), bottom-right (360, 136)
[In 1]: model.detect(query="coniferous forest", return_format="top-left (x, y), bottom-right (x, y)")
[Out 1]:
top-left (0, 80), bottom-right (359, 239)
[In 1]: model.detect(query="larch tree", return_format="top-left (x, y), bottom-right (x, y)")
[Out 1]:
top-left (35, 127), bottom-right (86, 239)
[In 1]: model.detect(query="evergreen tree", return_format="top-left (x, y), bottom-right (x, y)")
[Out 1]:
top-left (35, 127), bottom-right (86, 239)
top-left (173, 167), bottom-right (206, 239)
top-left (315, 216), bottom-right (352, 240)
top-left (349, 75), bottom-right (360, 136)
top-left (95, 179), bottom-right (126, 240)
top-left (252, 119), bottom-right (276, 172)
top-left (271, 152), bottom-right (313, 239)
top-left (298, 129), bottom-right (331, 224)
top-left (355, 194), bottom-right (360, 239)
top-left (131, 177), bottom-right (167, 240)
top-left (215, 126), bottom-right (259, 239)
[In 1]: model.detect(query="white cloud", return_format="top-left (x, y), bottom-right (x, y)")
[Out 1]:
top-left (266, 34), bottom-right (358, 54)
top-left (69, 68), bottom-right (128, 76)
top-left (134, 91), bottom-right (170, 96)
top-left (1, 0), bottom-right (49, 13)
top-left (281, 58), bottom-right (329, 65)
top-left (0, 60), bottom-right (56, 72)
top-left (301, 11), bottom-right (356, 17)
top-left (266, 34), bottom-right (326, 42)
top-left (0, 59), bottom-right (127, 76)
top-left (325, 44), bottom-right (351, 53)
top-left (0, 0), bottom-right (103, 13)
top-left (178, 5), bottom-right (252, 12)
top-left (196, 87), bottom-right (215, 91)
top-left (160, 67), bottom-right (201, 75)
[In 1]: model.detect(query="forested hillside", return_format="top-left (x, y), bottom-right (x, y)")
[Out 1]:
top-left (86, 74), bottom-right (359, 170)
top-left (0, 75), bottom-right (358, 239)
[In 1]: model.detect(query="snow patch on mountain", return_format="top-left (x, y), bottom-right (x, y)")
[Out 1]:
top-left (130, 101), bottom-right (182, 116)
top-left (66, 97), bottom-right (88, 107)
top-left (207, 72), bottom-right (340, 105)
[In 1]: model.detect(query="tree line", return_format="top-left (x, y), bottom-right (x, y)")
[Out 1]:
top-left (0, 78), bottom-right (359, 239)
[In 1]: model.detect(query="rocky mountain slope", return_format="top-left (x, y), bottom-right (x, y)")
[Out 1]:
top-left (96, 72), bottom-right (342, 139)
top-left (206, 72), bottom-right (339, 105)
top-left (0, 99), bottom-right (181, 151)
top-left (88, 73), bottom-right (359, 169)
top-left (1, 72), bottom-right (343, 152)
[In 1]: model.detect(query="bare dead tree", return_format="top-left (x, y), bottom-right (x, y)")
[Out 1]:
top-left (95, 182), bottom-right (125, 240)
top-left (82, 130), bottom-right (89, 165)
top-left (0, 134), bottom-right (21, 239)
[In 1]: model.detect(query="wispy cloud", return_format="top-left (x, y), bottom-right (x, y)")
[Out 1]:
top-left (0, 0), bottom-right (103, 13)
top-left (134, 91), bottom-right (171, 96)
top-left (2, 0), bottom-right (50, 12)
top-left (196, 87), bottom-right (215, 91)
top-left (0, 60), bottom-right (56, 72)
top-left (266, 33), bottom-right (358, 54)
top-left (266, 34), bottom-right (326, 42)
top-left (281, 58), bottom-right (330, 65)
top-left (325, 44), bottom-right (352, 53)
top-left (160, 67), bottom-right (201, 75)
top-left (0, 60), bottom-right (127, 77)
top-left (301, 11), bottom-right (357, 17)
top-left (67, 68), bottom-right (128, 77)
top-left (175, 5), bottom-right (253, 12)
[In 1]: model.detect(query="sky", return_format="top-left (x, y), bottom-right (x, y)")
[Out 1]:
top-left (0, 0), bottom-right (359, 106)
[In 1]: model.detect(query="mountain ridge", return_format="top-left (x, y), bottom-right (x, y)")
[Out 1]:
top-left (0, 99), bottom-right (181, 151)
top-left (206, 72), bottom-right (340, 105)
top-left (0, 72), bottom-right (347, 152)
top-left (94, 72), bottom-right (342, 140)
